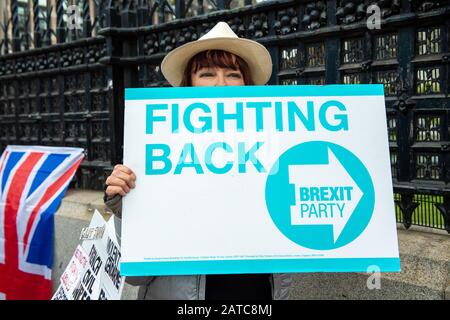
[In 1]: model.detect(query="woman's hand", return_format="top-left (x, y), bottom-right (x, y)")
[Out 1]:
top-left (105, 164), bottom-right (136, 197)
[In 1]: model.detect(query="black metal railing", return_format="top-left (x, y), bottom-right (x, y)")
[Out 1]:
top-left (0, 0), bottom-right (449, 232)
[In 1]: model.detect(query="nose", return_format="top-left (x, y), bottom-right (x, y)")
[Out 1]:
top-left (215, 73), bottom-right (226, 86)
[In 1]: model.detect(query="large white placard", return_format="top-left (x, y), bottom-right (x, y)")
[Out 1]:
top-left (121, 84), bottom-right (400, 276)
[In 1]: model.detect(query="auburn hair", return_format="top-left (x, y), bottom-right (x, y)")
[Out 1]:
top-left (180, 50), bottom-right (253, 87)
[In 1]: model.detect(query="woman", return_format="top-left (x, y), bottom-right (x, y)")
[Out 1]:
top-left (104, 21), bottom-right (292, 300)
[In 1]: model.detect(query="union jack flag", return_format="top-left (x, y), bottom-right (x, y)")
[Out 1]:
top-left (0, 145), bottom-right (84, 300)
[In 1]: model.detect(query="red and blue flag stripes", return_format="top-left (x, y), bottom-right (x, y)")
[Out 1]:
top-left (0, 146), bottom-right (84, 300)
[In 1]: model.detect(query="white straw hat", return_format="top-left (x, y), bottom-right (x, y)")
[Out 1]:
top-left (161, 21), bottom-right (273, 86)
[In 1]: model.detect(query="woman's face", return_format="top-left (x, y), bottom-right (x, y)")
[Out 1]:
top-left (191, 67), bottom-right (245, 87)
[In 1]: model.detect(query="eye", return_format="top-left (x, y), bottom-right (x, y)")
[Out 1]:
top-left (227, 73), bottom-right (242, 78)
top-left (199, 72), bottom-right (214, 77)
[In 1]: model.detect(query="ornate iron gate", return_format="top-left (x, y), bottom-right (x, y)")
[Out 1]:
top-left (0, 0), bottom-right (449, 232)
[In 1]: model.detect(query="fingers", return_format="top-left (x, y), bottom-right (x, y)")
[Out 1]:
top-left (112, 169), bottom-right (136, 189)
top-left (105, 164), bottom-right (137, 197)
top-left (106, 185), bottom-right (126, 197)
top-left (106, 175), bottom-right (131, 193)
top-left (114, 164), bottom-right (135, 177)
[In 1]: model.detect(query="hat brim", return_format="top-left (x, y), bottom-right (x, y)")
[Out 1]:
top-left (161, 37), bottom-right (272, 87)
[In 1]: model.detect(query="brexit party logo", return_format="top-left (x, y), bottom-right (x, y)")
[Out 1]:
top-left (266, 141), bottom-right (375, 250)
